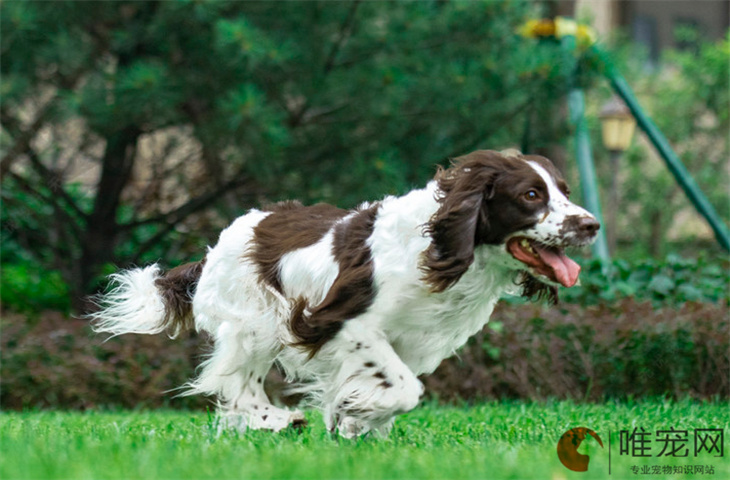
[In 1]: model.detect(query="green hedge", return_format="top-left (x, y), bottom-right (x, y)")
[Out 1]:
top-left (426, 300), bottom-right (729, 401)
top-left (0, 264), bottom-right (71, 314)
top-left (559, 254), bottom-right (729, 306)
top-left (1, 312), bottom-right (208, 410)
top-left (2, 299), bottom-right (727, 410)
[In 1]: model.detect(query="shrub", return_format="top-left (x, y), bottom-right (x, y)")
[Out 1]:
top-left (2, 299), bottom-right (727, 410)
top-left (426, 300), bottom-right (729, 401)
top-left (558, 254), bottom-right (730, 306)
top-left (0, 263), bottom-right (71, 315)
top-left (1, 311), bottom-right (208, 410)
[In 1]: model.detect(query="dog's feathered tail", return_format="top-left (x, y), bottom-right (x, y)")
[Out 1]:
top-left (90, 261), bottom-right (204, 338)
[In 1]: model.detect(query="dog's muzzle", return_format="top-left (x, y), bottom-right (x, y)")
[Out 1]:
top-left (561, 214), bottom-right (600, 245)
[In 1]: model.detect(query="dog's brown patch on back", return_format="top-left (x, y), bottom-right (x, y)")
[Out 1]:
top-left (154, 259), bottom-right (206, 336)
top-left (250, 201), bottom-right (348, 292)
top-left (290, 203), bottom-right (380, 355)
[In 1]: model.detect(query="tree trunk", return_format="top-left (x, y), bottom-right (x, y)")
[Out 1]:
top-left (75, 126), bottom-right (141, 311)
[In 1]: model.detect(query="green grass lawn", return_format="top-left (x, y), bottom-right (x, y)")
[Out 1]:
top-left (1, 399), bottom-right (728, 480)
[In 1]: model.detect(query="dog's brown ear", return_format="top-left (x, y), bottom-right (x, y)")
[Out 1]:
top-left (422, 192), bottom-right (484, 292)
top-left (421, 151), bottom-right (505, 292)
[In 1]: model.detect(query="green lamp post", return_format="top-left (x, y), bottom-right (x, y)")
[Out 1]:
top-left (599, 96), bottom-right (636, 253)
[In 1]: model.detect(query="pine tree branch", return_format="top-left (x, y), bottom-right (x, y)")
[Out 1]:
top-left (285, 0), bottom-right (361, 128)
top-left (4, 170), bottom-right (83, 237)
top-left (0, 195), bottom-right (67, 263)
top-left (25, 149), bottom-right (88, 221)
top-left (127, 176), bottom-right (262, 262)
top-left (0, 100), bottom-right (56, 178)
top-left (323, 0), bottom-right (361, 74)
top-left (120, 175), bottom-right (261, 231)
top-left (441, 100), bottom-right (535, 161)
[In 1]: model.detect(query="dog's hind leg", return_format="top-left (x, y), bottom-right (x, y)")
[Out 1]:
top-left (190, 319), bottom-right (306, 432)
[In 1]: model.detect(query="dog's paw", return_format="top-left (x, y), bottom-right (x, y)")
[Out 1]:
top-left (218, 406), bottom-right (307, 433)
top-left (336, 416), bottom-right (367, 439)
top-left (333, 415), bottom-right (393, 439)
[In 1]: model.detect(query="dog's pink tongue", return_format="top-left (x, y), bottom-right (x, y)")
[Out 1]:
top-left (534, 245), bottom-right (581, 288)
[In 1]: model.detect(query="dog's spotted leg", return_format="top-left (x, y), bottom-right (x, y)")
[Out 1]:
top-left (218, 372), bottom-right (307, 433)
top-left (320, 321), bottom-right (424, 438)
top-left (190, 320), bottom-right (306, 433)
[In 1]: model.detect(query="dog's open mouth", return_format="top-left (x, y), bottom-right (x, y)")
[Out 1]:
top-left (507, 237), bottom-right (581, 288)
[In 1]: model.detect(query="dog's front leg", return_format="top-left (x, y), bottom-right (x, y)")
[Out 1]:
top-left (319, 320), bottom-right (424, 438)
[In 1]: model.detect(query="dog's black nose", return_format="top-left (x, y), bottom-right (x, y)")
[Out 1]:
top-left (577, 216), bottom-right (600, 236)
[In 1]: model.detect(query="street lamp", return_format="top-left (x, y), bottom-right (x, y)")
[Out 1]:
top-left (599, 96), bottom-right (636, 152)
top-left (599, 96), bottom-right (636, 253)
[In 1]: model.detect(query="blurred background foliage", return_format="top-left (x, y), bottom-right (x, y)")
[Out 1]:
top-left (2, 0), bottom-right (587, 308)
top-left (0, 1), bottom-right (727, 407)
top-left (586, 30), bottom-right (729, 260)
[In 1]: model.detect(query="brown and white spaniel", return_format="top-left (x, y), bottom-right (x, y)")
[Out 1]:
top-left (93, 149), bottom-right (599, 438)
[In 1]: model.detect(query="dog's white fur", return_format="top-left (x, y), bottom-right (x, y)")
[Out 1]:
top-left (93, 156), bottom-right (595, 438)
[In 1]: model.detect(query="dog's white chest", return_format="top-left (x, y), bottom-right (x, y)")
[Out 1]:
top-left (385, 300), bottom-right (497, 375)
top-left (378, 255), bottom-right (515, 375)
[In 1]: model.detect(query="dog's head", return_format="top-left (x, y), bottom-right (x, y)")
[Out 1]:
top-left (423, 149), bottom-right (599, 301)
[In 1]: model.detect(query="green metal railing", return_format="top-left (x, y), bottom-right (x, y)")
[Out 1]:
top-left (594, 49), bottom-right (730, 252)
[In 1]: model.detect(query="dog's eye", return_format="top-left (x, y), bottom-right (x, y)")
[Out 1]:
top-left (524, 190), bottom-right (540, 201)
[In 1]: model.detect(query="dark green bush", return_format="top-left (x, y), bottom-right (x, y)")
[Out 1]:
top-left (427, 300), bottom-right (729, 401)
top-left (2, 299), bottom-right (727, 410)
top-left (0, 263), bottom-right (71, 314)
top-left (557, 254), bottom-right (729, 306)
top-left (0, 311), bottom-right (209, 410)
